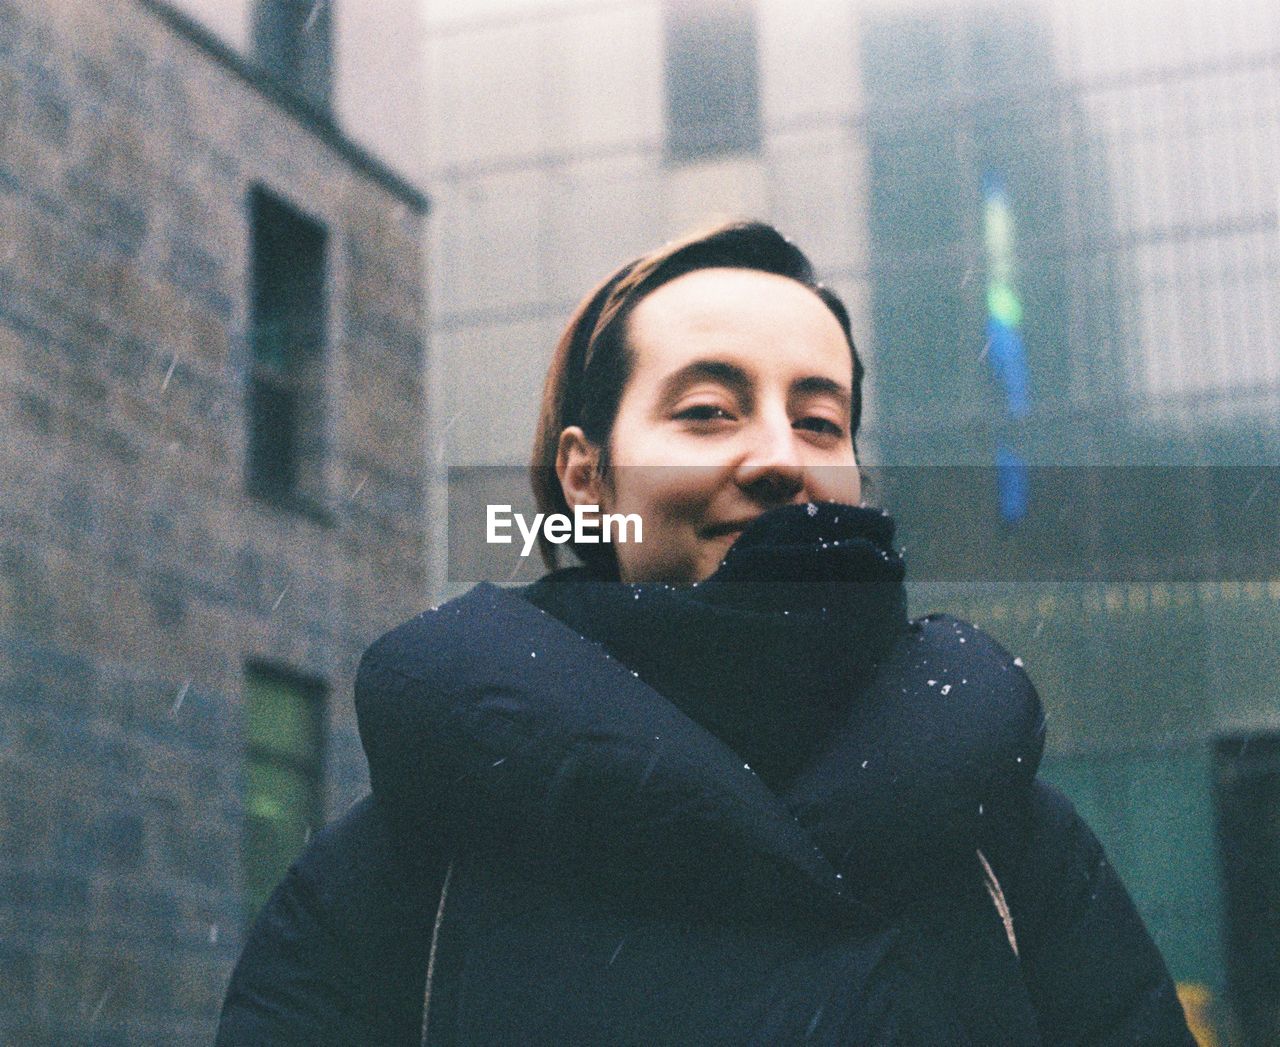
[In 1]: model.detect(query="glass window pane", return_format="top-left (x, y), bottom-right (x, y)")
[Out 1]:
top-left (664, 0), bottom-right (760, 161)
top-left (246, 187), bottom-right (327, 505)
top-left (242, 665), bottom-right (324, 919)
top-left (246, 758), bottom-right (314, 824)
top-left (245, 670), bottom-right (320, 761)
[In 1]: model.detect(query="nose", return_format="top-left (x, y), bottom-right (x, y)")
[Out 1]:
top-left (734, 413), bottom-right (805, 504)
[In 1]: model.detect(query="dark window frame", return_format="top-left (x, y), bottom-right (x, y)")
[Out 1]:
top-left (251, 0), bottom-right (334, 113)
top-left (245, 185), bottom-right (332, 522)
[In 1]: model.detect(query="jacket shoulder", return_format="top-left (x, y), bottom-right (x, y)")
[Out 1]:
top-left (216, 796), bottom-right (443, 1046)
top-left (356, 583), bottom-right (520, 685)
top-left (894, 613), bottom-right (1047, 786)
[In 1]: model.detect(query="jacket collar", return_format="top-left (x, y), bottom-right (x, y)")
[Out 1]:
top-left (378, 579), bottom-right (872, 924)
top-left (357, 505), bottom-right (1044, 922)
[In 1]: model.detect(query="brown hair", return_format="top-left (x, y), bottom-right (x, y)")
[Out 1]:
top-left (529, 220), bottom-right (864, 571)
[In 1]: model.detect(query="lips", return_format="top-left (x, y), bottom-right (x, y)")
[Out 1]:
top-left (702, 519), bottom-right (756, 539)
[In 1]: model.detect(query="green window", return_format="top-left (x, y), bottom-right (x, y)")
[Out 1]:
top-left (243, 663), bottom-right (325, 920)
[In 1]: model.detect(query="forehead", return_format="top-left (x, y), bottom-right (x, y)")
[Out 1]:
top-left (626, 267), bottom-right (850, 378)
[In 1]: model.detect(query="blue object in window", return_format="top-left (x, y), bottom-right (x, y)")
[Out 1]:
top-left (996, 443), bottom-right (1029, 522)
top-left (985, 314), bottom-right (1032, 419)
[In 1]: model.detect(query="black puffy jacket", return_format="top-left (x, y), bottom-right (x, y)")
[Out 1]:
top-left (219, 509), bottom-right (1193, 1045)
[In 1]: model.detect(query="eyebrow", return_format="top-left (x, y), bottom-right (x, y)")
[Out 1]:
top-left (658, 360), bottom-right (752, 405)
top-left (658, 359), bottom-right (852, 416)
top-left (793, 375), bottom-right (853, 416)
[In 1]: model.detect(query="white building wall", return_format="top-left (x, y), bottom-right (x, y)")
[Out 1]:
top-left (421, 0), bottom-right (1280, 479)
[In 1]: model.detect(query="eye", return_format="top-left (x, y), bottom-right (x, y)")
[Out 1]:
top-left (675, 404), bottom-right (735, 423)
top-left (795, 416), bottom-right (845, 438)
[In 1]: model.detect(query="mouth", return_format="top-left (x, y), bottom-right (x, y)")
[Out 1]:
top-left (702, 519), bottom-right (756, 540)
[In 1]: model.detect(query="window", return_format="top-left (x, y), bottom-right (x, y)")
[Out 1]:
top-left (246, 187), bottom-right (328, 512)
top-left (252, 0), bottom-right (333, 111)
top-left (1216, 734), bottom-right (1280, 1046)
top-left (242, 663), bottom-right (326, 919)
top-left (663, 0), bottom-right (761, 161)
top-left (859, 6), bottom-right (1087, 461)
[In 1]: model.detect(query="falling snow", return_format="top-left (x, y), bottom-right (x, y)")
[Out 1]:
top-left (159, 353), bottom-right (178, 393)
top-left (304, 0), bottom-right (327, 33)
top-left (1242, 479), bottom-right (1265, 509)
top-left (89, 985), bottom-right (113, 1024)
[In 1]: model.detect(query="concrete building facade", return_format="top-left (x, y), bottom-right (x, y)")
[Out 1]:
top-left (1, 0), bottom-right (427, 1042)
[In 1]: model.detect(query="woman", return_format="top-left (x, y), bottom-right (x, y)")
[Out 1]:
top-left (218, 222), bottom-right (1193, 1045)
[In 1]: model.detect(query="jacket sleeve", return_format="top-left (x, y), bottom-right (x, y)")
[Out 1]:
top-left (989, 779), bottom-right (1195, 1047)
top-left (216, 796), bottom-right (439, 1047)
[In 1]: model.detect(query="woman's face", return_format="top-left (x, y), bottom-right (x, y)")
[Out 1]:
top-left (559, 267), bottom-right (861, 585)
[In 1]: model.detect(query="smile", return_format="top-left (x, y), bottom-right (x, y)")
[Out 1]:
top-left (703, 520), bottom-right (755, 539)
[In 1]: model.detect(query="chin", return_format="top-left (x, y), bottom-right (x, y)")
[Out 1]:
top-left (698, 541), bottom-right (737, 578)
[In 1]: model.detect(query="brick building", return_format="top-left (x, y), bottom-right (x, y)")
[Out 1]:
top-left (0, 0), bottom-right (428, 1042)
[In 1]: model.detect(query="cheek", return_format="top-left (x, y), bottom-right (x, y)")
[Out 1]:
top-left (607, 464), bottom-right (717, 517)
top-left (809, 462), bottom-right (862, 505)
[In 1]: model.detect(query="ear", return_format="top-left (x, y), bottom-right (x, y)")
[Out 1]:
top-left (555, 427), bottom-right (605, 511)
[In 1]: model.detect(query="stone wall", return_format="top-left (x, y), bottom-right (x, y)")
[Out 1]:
top-left (0, 0), bottom-right (428, 1041)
